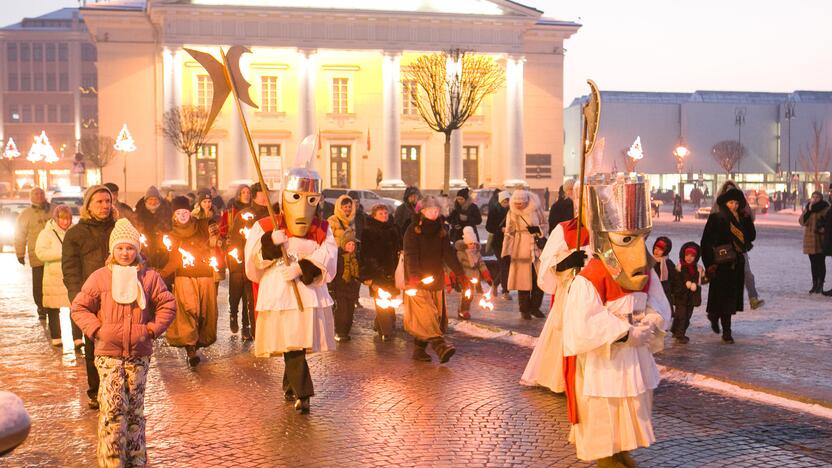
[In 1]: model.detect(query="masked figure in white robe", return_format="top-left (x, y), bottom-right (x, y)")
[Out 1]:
top-left (562, 173), bottom-right (671, 467)
top-left (520, 217), bottom-right (589, 392)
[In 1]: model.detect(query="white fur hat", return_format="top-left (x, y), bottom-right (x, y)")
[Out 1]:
top-left (462, 226), bottom-right (477, 244)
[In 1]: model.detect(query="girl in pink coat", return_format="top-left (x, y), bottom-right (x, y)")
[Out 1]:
top-left (71, 218), bottom-right (176, 467)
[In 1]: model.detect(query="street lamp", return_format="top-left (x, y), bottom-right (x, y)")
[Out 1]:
top-left (735, 107), bottom-right (746, 175)
top-left (784, 100), bottom-right (796, 200)
top-left (114, 124), bottom-right (137, 195)
top-left (673, 144), bottom-right (689, 196)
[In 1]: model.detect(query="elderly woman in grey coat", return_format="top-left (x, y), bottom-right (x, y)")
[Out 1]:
top-left (501, 190), bottom-right (547, 320)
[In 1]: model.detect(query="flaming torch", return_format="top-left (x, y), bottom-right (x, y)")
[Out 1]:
top-left (163, 234), bottom-right (173, 252)
top-left (178, 248), bottom-right (195, 268)
top-left (228, 248), bottom-right (242, 264)
top-left (241, 212), bottom-right (255, 221)
top-left (375, 288), bottom-right (403, 309)
top-left (478, 289), bottom-right (495, 311)
top-left (239, 226), bottom-right (251, 240)
top-left (421, 276), bottom-right (434, 285)
top-left (139, 234), bottom-right (148, 247)
top-left (208, 256), bottom-right (220, 272)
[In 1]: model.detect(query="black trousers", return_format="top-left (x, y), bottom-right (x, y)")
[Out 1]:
top-left (671, 305), bottom-right (694, 338)
top-left (334, 281), bottom-right (359, 337)
top-left (517, 268), bottom-right (544, 313)
top-left (31, 266), bottom-right (44, 313)
top-left (229, 268), bottom-right (254, 331)
top-left (45, 308), bottom-right (82, 341)
top-left (83, 336), bottom-right (99, 399)
top-left (809, 253), bottom-right (826, 285)
top-left (498, 255), bottom-right (511, 292)
top-left (282, 350), bottom-right (314, 399)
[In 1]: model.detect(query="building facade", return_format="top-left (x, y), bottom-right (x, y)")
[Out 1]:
top-left (79, 0), bottom-right (578, 200)
top-left (0, 8), bottom-right (99, 192)
top-left (564, 90), bottom-right (832, 199)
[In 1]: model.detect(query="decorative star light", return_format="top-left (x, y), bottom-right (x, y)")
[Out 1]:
top-left (113, 124), bottom-right (137, 152)
top-left (3, 137), bottom-right (21, 159)
top-left (27, 134), bottom-right (44, 163)
top-left (627, 136), bottom-right (644, 161)
top-left (40, 132), bottom-right (59, 164)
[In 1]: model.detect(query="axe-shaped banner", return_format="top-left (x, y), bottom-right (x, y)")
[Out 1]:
top-left (185, 46), bottom-right (304, 311)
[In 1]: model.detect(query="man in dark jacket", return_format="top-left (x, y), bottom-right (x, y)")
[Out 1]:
top-left (134, 185), bottom-right (172, 277)
top-left (447, 187), bottom-right (482, 242)
top-left (360, 204), bottom-right (402, 340)
top-left (63, 185), bottom-right (115, 410)
top-left (548, 180), bottom-right (575, 234)
top-left (394, 186), bottom-right (420, 235)
top-left (15, 187), bottom-right (51, 320)
top-left (104, 182), bottom-right (136, 226)
top-left (486, 190), bottom-right (511, 296)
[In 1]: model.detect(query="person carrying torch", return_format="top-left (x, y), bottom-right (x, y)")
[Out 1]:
top-left (453, 226), bottom-right (493, 320)
top-left (401, 195), bottom-right (468, 363)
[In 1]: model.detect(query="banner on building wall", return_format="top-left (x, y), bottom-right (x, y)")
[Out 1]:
top-left (260, 156), bottom-right (282, 191)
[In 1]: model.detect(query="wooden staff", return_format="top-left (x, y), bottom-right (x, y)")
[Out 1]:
top-left (574, 80), bottom-right (601, 267)
top-left (219, 48), bottom-right (304, 311)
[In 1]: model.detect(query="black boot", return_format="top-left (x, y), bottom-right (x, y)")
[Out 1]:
top-left (810, 278), bottom-right (819, 294)
top-left (412, 339), bottom-right (432, 362)
top-left (294, 397), bottom-right (310, 414)
top-left (430, 338), bottom-right (456, 364)
top-left (709, 316), bottom-right (720, 334)
top-left (721, 316), bottom-right (734, 343)
top-left (518, 292), bottom-right (532, 320)
top-left (230, 314), bottom-right (239, 334)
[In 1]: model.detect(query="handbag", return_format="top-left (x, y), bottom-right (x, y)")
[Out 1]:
top-left (712, 244), bottom-right (737, 265)
top-left (394, 252), bottom-right (406, 290)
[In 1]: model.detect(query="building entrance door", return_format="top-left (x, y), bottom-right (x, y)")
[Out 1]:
top-left (463, 145), bottom-right (479, 187)
top-left (196, 144), bottom-right (218, 189)
top-left (330, 145), bottom-right (351, 188)
top-left (401, 145), bottom-right (420, 187)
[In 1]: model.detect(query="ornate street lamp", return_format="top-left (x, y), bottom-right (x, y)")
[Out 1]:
top-left (673, 144), bottom-right (689, 200)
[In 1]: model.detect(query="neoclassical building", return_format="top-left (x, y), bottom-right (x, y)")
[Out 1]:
top-left (81, 0), bottom-right (578, 198)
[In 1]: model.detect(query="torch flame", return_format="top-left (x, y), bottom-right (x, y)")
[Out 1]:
top-left (162, 235), bottom-right (173, 252)
top-left (375, 288), bottom-right (403, 309)
top-left (241, 212), bottom-right (255, 221)
top-left (405, 289), bottom-right (418, 297)
top-left (240, 226), bottom-right (251, 239)
top-left (464, 288), bottom-right (472, 299)
top-left (228, 248), bottom-right (242, 264)
top-left (478, 289), bottom-right (495, 311)
top-left (178, 248), bottom-right (195, 268)
top-left (139, 234), bottom-right (148, 247)
top-left (470, 278), bottom-right (479, 284)
top-left (208, 256), bottom-right (219, 272)
top-left (421, 276), bottom-right (434, 285)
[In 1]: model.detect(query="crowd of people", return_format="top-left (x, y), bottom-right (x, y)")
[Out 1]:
top-left (12, 174), bottom-right (777, 467)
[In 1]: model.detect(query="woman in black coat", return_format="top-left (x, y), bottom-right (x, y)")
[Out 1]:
top-left (360, 204), bottom-right (402, 340)
top-left (700, 188), bottom-right (756, 343)
top-left (486, 191), bottom-right (511, 297)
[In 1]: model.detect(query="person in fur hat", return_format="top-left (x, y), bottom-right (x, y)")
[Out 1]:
top-left (219, 184), bottom-right (252, 335)
top-left (160, 196), bottom-right (219, 367)
top-left (453, 226), bottom-right (492, 320)
top-left (671, 242), bottom-right (707, 343)
top-left (71, 218), bottom-right (175, 466)
top-left (501, 189), bottom-right (547, 319)
top-left (133, 185), bottom-right (172, 280)
top-left (448, 187), bottom-right (482, 243)
top-left (651, 236), bottom-right (677, 308)
top-left (333, 229), bottom-right (361, 341)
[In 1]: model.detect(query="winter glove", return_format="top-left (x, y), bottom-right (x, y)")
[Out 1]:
top-left (17, 257), bottom-right (25, 265)
top-left (271, 229), bottom-right (288, 246)
top-left (639, 312), bottom-right (664, 332)
top-left (260, 231), bottom-right (284, 260)
top-left (556, 250), bottom-right (588, 272)
top-left (278, 263), bottom-right (302, 282)
top-left (686, 281), bottom-right (697, 292)
top-left (626, 324), bottom-right (655, 347)
top-left (298, 259), bottom-right (322, 285)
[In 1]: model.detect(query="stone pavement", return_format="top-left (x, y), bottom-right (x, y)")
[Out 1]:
top-left (462, 218), bottom-right (832, 409)
top-left (2, 254), bottom-right (832, 466)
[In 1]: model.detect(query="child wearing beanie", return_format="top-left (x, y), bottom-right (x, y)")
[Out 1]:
top-left (453, 226), bottom-right (492, 320)
top-left (671, 242), bottom-right (708, 344)
top-left (71, 219), bottom-right (176, 466)
top-left (333, 229), bottom-right (361, 341)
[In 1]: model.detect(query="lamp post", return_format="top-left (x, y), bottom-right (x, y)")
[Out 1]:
top-left (113, 124), bottom-right (137, 196)
top-left (673, 144), bottom-right (689, 196)
top-left (734, 107), bottom-right (746, 176)
top-left (784, 100), bottom-right (796, 201)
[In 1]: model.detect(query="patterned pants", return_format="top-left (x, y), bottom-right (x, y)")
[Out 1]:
top-left (95, 355), bottom-right (150, 468)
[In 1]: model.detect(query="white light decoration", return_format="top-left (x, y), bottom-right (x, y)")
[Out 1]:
top-left (3, 137), bottom-right (21, 159)
top-left (41, 132), bottom-right (59, 164)
top-left (27, 134), bottom-right (45, 163)
top-left (627, 136), bottom-right (644, 161)
top-left (114, 124), bottom-right (137, 152)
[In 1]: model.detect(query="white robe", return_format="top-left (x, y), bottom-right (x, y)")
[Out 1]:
top-left (562, 269), bottom-right (671, 461)
top-left (520, 223), bottom-right (590, 392)
top-left (244, 221), bottom-right (337, 357)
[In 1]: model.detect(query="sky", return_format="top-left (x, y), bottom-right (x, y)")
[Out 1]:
top-left (4, 0), bottom-right (831, 104)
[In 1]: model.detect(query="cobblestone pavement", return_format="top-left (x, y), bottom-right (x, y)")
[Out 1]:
top-left (469, 219), bottom-right (832, 408)
top-left (2, 254), bottom-right (831, 466)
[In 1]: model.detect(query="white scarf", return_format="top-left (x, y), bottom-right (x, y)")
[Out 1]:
top-left (655, 256), bottom-right (669, 282)
top-left (112, 265), bottom-right (147, 309)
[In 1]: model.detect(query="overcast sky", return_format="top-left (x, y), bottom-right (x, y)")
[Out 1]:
top-left (4, 0), bottom-right (831, 103)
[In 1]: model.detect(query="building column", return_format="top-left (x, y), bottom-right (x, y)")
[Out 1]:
top-left (449, 129), bottom-right (466, 189)
top-left (229, 52), bottom-right (254, 187)
top-left (70, 41), bottom-right (82, 148)
top-left (379, 51), bottom-right (405, 189)
top-left (297, 48), bottom-right (317, 143)
top-left (162, 46), bottom-right (185, 185)
top-left (504, 55), bottom-right (526, 188)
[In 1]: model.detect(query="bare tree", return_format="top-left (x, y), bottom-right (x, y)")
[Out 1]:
top-left (799, 120), bottom-right (832, 192)
top-left (79, 134), bottom-right (117, 181)
top-left (161, 105), bottom-right (210, 188)
top-left (711, 140), bottom-right (746, 175)
top-left (405, 49), bottom-right (505, 192)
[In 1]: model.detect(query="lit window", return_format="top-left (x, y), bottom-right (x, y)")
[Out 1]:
top-left (196, 75), bottom-right (213, 110)
top-left (259, 144), bottom-right (281, 157)
top-left (332, 77), bottom-right (349, 114)
top-left (260, 76), bottom-right (278, 112)
top-left (402, 80), bottom-right (419, 115)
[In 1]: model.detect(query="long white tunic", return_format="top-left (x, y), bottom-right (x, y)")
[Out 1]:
top-left (562, 267), bottom-right (671, 460)
top-left (244, 221), bottom-right (337, 356)
top-left (520, 223), bottom-right (590, 392)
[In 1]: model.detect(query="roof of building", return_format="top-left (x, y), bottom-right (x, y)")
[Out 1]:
top-left (568, 90), bottom-right (832, 108)
top-left (2, 7), bottom-right (81, 30)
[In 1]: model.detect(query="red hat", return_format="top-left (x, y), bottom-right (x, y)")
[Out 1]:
top-left (684, 246), bottom-right (698, 257)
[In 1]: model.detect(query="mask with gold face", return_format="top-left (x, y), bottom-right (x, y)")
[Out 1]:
top-left (282, 167), bottom-right (322, 237)
top-left (584, 173), bottom-right (653, 291)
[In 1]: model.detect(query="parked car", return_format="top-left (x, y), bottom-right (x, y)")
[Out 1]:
top-left (321, 189), bottom-right (401, 217)
top-left (0, 199), bottom-right (30, 252)
top-left (695, 207), bottom-right (712, 219)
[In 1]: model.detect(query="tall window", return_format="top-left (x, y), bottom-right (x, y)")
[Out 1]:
top-left (402, 80), bottom-right (419, 115)
top-left (7, 43), bottom-right (17, 62)
top-left (81, 43), bottom-right (97, 61)
top-left (33, 44), bottom-right (42, 61)
top-left (20, 74), bottom-right (31, 91)
top-left (330, 145), bottom-right (351, 188)
top-left (463, 145), bottom-right (479, 187)
top-left (59, 73), bottom-right (68, 91)
top-left (259, 144), bottom-right (281, 157)
top-left (7, 74), bottom-right (18, 92)
top-left (8, 105), bottom-right (20, 122)
top-left (58, 43), bottom-right (68, 61)
top-left (196, 75), bottom-right (213, 110)
top-left (45, 43), bottom-right (55, 62)
top-left (332, 77), bottom-right (349, 114)
top-left (20, 43), bottom-right (30, 62)
top-left (47, 105), bottom-right (57, 123)
top-left (46, 73), bottom-right (56, 91)
top-left (35, 105), bottom-right (44, 122)
top-left (34, 74), bottom-right (43, 91)
top-left (196, 144), bottom-right (219, 189)
top-left (260, 76), bottom-right (279, 113)
top-left (60, 104), bottom-right (71, 123)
